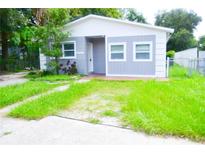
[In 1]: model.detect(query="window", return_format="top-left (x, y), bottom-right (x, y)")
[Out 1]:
top-left (62, 41), bottom-right (76, 58)
top-left (109, 43), bottom-right (126, 61)
top-left (133, 42), bottom-right (152, 61)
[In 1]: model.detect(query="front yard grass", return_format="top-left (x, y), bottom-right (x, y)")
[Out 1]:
top-left (0, 81), bottom-right (58, 108)
top-left (8, 66), bottom-right (205, 142)
top-left (0, 74), bottom-right (78, 108)
top-left (27, 74), bottom-right (81, 82)
top-left (9, 81), bottom-right (132, 119)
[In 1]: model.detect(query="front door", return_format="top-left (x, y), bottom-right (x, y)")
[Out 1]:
top-left (88, 42), bottom-right (94, 73)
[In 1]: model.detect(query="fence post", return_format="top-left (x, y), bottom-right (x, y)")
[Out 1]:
top-left (166, 57), bottom-right (170, 78)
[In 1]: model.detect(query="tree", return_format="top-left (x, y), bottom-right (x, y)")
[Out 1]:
top-left (199, 35), bottom-right (205, 50)
top-left (36, 9), bottom-right (69, 74)
top-left (124, 9), bottom-right (147, 23)
top-left (9, 9), bottom-right (69, 74)
top-left (167, 29), bottom-right (197, 51)
top-left (155, 9), bottom-right (202, 51)
top-left (0, 9), bottom-right (28, 70)
top-left (68, 8), bottom-right (122, 21)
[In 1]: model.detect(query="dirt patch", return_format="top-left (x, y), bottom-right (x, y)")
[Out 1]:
top-left (58, 88), bottom-right (131, 127)
top-left (0, 72), bottom-right (28, 87)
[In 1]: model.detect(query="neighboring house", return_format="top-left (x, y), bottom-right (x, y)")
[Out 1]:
top-left (40, 14), bottom-right (174, 77)
top-left (175, 48), bottom-right (205, 59)
top-left (174, 48), bottom-right (205, 74)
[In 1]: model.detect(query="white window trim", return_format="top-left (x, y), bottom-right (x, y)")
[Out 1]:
top-left (61, 41), bottom-right (76, 59)
top-left (108, 42), bottom-right (126, 62)
top-left (133, 41), bottom-right (153, 62)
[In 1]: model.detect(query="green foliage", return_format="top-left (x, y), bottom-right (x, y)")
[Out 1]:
top-left (68, 62), bottom-right (78, 75)
top-left (46, 60), bottom-right (60, 74)
top-left (101, 110), bottom-right (118, 117)
top-left (125, 9), bottom-right (147, 23)
top-left (168, 29), bottom-right (197, 51)
top-left (27, 70), bottom-right (54, 78)
top-left (68, 8), bottom-right (122, 21)
top-left (46, 9), bottom-right (69, 26)
top-left (9, 82), bottom-right (97, 119)
top-left (0, 81), bottom-right (58, 108)
top-left (26, 71), bottom-right (80, 82)
top-left (155, 9), bottom-right (202, 33)
top-left (166, 50), bottom-right (175, 58)
top-left (199, 35), bottom-right (205, 50)
top-left (0, 9), bottom-right (30, 70)
top-left (0, 9), bottom-right (28, 33)
top-left (9, 76), bottom-right (205, 141)
top-left (169, 64), bottom-right (202, 78)
top-left (87, 118), bottom-right (101, 124)
top-left (155, 9), bottom-right (201, 51)
top-left (33, 9), bottom-right (69, 74)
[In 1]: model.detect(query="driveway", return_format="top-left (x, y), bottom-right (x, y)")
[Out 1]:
top-left (0, 72), bottom-right (28, 87)
top-left (0, 116), bottom-right (198, 145)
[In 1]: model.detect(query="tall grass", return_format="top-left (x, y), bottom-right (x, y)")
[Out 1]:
top-left (9, 80), bottom-right (132, 119)
top-left (0, 81), bottom-right (58, 108)
top-left (120, 65), bottom-right (205, 141)
top-left (8, 66), bottom-right (205, 141)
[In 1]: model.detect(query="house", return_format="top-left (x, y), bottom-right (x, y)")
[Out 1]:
top-left (174, 48), bottom-right (205, 75)
top-left (40, 14), bottom-right (174, 78)
top-left (175, 48), bottom-right (205, 60)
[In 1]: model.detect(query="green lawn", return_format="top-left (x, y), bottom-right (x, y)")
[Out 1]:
top-left (0, 74), bottom-right (78, 108)
top-left (8, 66), bottom-right (205, 141)
top-left (27, 74), bottom-right (81, 82)
top-left (0, 81), bottom-right (58, 108)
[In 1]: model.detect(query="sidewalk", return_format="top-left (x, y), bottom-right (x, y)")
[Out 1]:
top-left (0, 72), bottom-right (28, 87)
top-left (0, 116), bottom-right (198, 145)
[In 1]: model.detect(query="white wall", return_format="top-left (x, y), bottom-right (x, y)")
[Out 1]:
top-left (155, 32), bottom-right (167, 77)
top-left (64, 17), bottom-right (168, 77)
top-left (39, 50), bottom-right (47, 70)
top-left (174, 48), bottom-right (205, 68)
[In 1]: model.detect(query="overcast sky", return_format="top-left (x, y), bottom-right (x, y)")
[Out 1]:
top-left (132, 0), bottom-right (204, 39)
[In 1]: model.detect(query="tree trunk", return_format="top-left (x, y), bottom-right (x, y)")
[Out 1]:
top-left (1, 31), bottom-right (9, 71)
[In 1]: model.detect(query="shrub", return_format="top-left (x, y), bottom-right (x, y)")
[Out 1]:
top-left (68, 61), bottom-right (78, 75)
top-left (27, 70), bottom-right (53, 79)
top-left (166, 50), bottom-right (175, 58)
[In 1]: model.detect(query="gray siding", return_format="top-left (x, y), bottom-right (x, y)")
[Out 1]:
top-left (59, 37), bottom-right (88, 75)
top-left (92, 38), bottom-right (106, 74)
top-left (107, 35), bottom-right (156, 76)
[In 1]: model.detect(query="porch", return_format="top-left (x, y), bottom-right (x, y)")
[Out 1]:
top-left (82, 73), bottom-right (168, 81)
top-left (86, 36), bottom-right (106, 75)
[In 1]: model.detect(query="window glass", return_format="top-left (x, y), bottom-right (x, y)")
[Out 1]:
top-left (111, 53), bottom-right (124, 59)
top-left (64, 43), bottom-right (74, 50)
top-left (136, 44), bottom-right (150, 52)
top-left (64, 51), bottom-right (74, 57)
top-left (62, 42), bottom-right (75, 58)
top-left (135, 53), bottom-right (150, 59)
top-left (110, 44), bottom-right (125, 60)
top-left (111, 45), bottom-right (124, 52)
top-left (135, 43), bottom-right (151, 60)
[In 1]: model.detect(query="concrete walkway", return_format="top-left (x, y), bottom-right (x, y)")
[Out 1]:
top-left (0, 116), bottom-right (198, 145)
top-left (0, 72), bottom-right (28, 87)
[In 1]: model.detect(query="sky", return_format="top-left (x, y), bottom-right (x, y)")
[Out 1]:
top-left (1, 0), bottom-right (204, 39)
top-left (132, 0), bottom-right (204, 39)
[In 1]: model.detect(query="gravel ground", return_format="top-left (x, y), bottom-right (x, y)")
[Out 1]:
top-left (0, 116), bottom-right (198, 145)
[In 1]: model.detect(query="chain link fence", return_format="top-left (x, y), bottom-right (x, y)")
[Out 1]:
top-left (167, 58), bottom-right (205, 78)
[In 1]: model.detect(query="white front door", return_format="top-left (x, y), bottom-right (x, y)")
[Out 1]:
top-left (88, 42), bottom-right (94, 73)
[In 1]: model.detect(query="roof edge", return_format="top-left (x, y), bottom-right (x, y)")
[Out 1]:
top-left (65, 14), bottom-right (174, 33)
